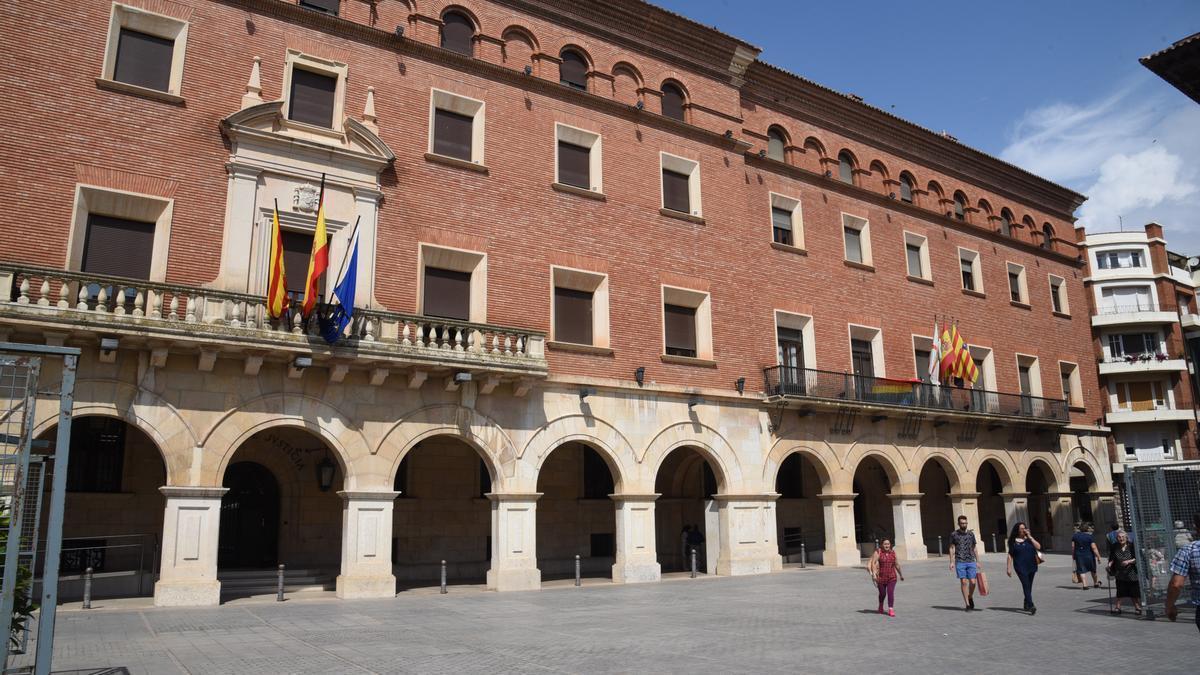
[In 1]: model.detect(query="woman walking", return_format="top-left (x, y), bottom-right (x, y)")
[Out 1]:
top-left (1107, 530), bottom-right (1142, 615)
top-left (1006, 522), bottom-right (1041, 614)
top-left (868, 538), bottom-right (904, 617)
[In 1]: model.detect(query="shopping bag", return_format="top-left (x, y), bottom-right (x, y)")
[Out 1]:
top-left (977, 571), bottom-right (989, 596)
top-left (1072, 570), bottom-right (1081, 584)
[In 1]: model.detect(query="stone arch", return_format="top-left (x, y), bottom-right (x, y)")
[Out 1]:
top-left (926, 180), bottom-right (945, 200)
top-left (868, 159), bottom-right (889, 182)
top-left (500, 25), bottom-right (538, 68)
top-left (842, 438), bottom-right (908, 491)
top-left (641, 421), bottom-right (741, 492)
top-left (32, 378), bottom-right (193, 486)
top-left (500, 24), bottom-right (539, 53)
top-left (971, 453), bottom-right (1017, 492)
top-left (378, 404), bottom-right (516, 487)
top-left (523, 415), bottom-right (636, 492)
top-left (1061, 445), bottom-right (1106, 491)
top-left (202, 393), bottom-right (369, 489)
top-left (440, 4), bottom-right (483, 33)
top-left (911, 446), bottom-right (966, 492)
top-left (1024, 456), bottom-right (1061, 490)
top-left (977, 198), bottom-right (993, 217)
top-left (762, 440), bottom-right (837, 492)
top-left (802, 136), bottom-right (826, 159)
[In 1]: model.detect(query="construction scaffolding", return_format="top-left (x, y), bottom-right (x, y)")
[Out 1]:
top-left (1124, 461), bottom-right (1200, 620)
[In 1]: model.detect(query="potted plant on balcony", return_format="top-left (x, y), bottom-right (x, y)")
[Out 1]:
top-left (1138, 352), bottom-right (1153, 363)
top-left (1155, 352), bottom-right (1169, 362)
top-left (1123, 354), bottom-right (1137, 364)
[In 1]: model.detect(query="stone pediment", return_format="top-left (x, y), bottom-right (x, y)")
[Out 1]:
top-left (220, 101), bottom-right (395, 174)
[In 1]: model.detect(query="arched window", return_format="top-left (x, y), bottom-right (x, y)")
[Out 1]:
top-left (1042, 223), bottom-right (1055, 250)
top-left (953, 192), bottom-right (967, 221)
top-left (559, 49), bottom-right (587, 90)
top-left (1000, 208), bottom-right (1014, 236)
top-left (441, 11), bottom-right (475, 56)
top-left (661, 83), bottom-right (685, 121)
top-left (927, 181), bottom-right (944, 202)
top-left (837, 151), bottom-right (855, 184)
top-left (766, 127), bottom-right (786, 161)
top-left (898, 173), bottom-right (914, 203)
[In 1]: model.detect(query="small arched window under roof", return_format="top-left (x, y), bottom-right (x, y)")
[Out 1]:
top-left (559, 49), bottom-right (588, 90)
top-left (837, 151), bottom-right (856, 184)
top-left (441, 11), bottom-right (475, 56)
top-left (1000, 208), bottom-right (1014, 236)
top-left (953, 192), bottom-right (967, 220)
top-left (1042, 223), bottom-right (1055, 250)
top-left (898, 173), bottom-right (915, 203)
top-left (661, 83), bottom-right (685, 121)
top-left (766, 127), bottom-right (787, 161)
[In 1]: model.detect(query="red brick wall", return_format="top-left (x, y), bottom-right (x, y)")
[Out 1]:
top-left (0, 0), bottom-right (1102, 424)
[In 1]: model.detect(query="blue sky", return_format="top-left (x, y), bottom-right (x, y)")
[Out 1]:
top-left (654, 0), bottom-right (1200, 250)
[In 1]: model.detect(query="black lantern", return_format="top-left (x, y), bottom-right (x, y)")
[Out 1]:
top-left (316, 454), bottom-right (336, 492)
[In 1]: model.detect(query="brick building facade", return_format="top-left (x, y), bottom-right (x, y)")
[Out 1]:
top-left (0, 0), bottom-right (1112, 605)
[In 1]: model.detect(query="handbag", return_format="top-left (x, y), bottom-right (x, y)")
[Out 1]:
top-left (1071, 570), bottom-right (1081, 584)
top-left (1035, 550), bottom-right (1045, 565)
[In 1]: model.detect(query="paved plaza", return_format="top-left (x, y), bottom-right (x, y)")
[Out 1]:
top-left (18, 553), bottom-right (1196, 674)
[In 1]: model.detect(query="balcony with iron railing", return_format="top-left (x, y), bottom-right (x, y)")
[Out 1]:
top-left (762, 366), bottom-right (1070, 425)
top-left (1097, 351), bottom-right (1188, 376)
top-left (1090, 302), bottom-right (1179, 328)
top-left (0, 264), bottom-right (547, 383)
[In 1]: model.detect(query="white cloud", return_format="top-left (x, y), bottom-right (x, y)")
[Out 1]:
top-left (1000, 81), bottom-right (1200, 250)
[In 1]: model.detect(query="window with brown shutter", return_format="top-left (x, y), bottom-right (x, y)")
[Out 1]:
top-left (299, 0), bottom-right (339, 15)
top-left (433, 109), bottom-right (473, 161)
top-left (441, 12), bottom-right (475, 56)
top-left (557, 141), bottom-right (590, 189)
top-left (280, 230), bottom-right (327, 300)
top-left (661, 84), bottom-right (685, 121)
top-left (113, 28), bottom-right (173, 92)
top-left (554, 287), bottom-right (593, 345)
top-left (559, 50), bottom-right (588, 90)
top-left (662, 169), bottom-right (690, 213)
top-left (82, 214), bottom-right (155, 280)
top-left (664, 303), bottom-right (697, 357)
top-left (424, 267), bottom-right (471, 320)
top-left (289, 68), bottom-right (337, 128)
top-left (771, 207), bottom-right (792, 245)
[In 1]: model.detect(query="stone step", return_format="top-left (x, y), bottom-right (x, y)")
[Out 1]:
top-left (218, 568), bottom-right (327, 580)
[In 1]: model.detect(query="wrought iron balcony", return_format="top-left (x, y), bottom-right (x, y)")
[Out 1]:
top-left (0, 264), bottom-right (547, 383)
top-left (762, 365), bottom-right (1069, 424)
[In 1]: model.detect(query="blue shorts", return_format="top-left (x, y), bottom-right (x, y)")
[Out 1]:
top-left (955, 562), bottom-right (978, 580)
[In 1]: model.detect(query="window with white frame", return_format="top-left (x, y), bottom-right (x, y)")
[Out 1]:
top-left (1049, 275), bottom-right (1069, 314)
top-left (68, 185), bottom-right (173, 283)
top-left (848, 324), bottom-right (885, 377)
top-left (842, 214), bottom-right (871, 265)
top-left (1059, 361), bottom-right (1082, 407)
top-left (429, 89), bottom-right (486, 164)
top-left (662, 286), bottom-right (712, 360)
top-left (660, 153), bottom-right (701, 216)
top-left (912, 335), bottom-right (935, 382)
top-left (554, 124), bottom-right (602, 192)
top-left (1120, 431), bottom-right (1175, 462)
top-left (551, 266), bottom-right (609, 348)
top-left (1016, 354), bottom-right (1041, 397)
top-left (904, 232), bottom-right (931, 280)
top-left (1095, 249), bottom-right (1145, 270)
top-left (1007, 262), bottom-right (1028, 304)
top-left (769, 193), bottom-right (803, 248)
top-left (1106, 332), bottom-right (1159, 359)
top-left (1100, 285), bottom-right (1154, 313)
top-left (775, 311), bottom-right (815, 370)
top-left (418, 244), bottom-right (487, 323)
top-left (1113, 380), bottom-right (1167, 412)
top-left (959, 248), bottom-right (982, 292)
top-left (284, 55), bottom-right (346, 130)
top-left (101, 3), bottom-right (189, 96)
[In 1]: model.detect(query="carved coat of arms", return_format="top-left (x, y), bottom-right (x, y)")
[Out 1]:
top-left (293, 184), bottom-right (320, 212)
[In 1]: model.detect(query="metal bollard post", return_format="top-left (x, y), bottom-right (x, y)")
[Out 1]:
top-left (440, 560), bottom-right (447, 594)
top-left (82, 567), bottom-right (93, 610)
top-left (276, 564), bottom-right (285, 602)
top-left (991, 533), bottom-right (998, 554)
top-left (574, 554), bottom-right (581, 586)
top-left (800, 542), bottom-right (807, 569)
top-left (690, 547), bottom-right (697, 578)
top-left (938, 536), bottom-right (944, 557)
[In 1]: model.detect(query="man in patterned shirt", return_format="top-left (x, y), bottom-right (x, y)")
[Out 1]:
top-left (1165, 512), bottom-right (1200, 633)
top-left (948, 515), bottom-right (982, 611)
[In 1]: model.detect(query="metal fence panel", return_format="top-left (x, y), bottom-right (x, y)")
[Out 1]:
top-left (1125, 462), bottom-right (1200, 619)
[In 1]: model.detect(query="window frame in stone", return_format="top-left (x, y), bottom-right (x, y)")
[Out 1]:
top-left (67, 184), bottom-right (174, 283)
top-left (554, 123), bottom-right (602, 193)
top-left (299, 0), bottom-right (340, 15)
top-left (418, 243), bottom-right (487, 323)
top-left (550, 266), bottom-right (609, 348)
top-left (282, 50), bottom-right (348, 133)
top-left (662, 285), bottom-right (712, 360)
top-left (769, 193), bottom-right (803, 248)
top-left (101, 3), bottom-right (189, 98)
top-left (1059, 361), bottom-right (1082, 407)
top-left (429, 88), bottom-right (486, 165)
top-left (841, 213), bottom-right (871, 265)
top-left (287, 67), bottom-right (338, 129)
top-left (659, 152), bottom-right (701, 216)
top-left (1048, 274), bottom-right (1069, 314)
top-left (1007, 262), bottom-right (1028, 304)
top-left (958, 247), bottom-right (982, 293)
top-left (81, 214), bottom-right (156, 281)
top-left (903, 231), bottom-right (931, 280)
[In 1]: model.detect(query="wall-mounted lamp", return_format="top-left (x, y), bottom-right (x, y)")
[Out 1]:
top-left (635, 100), bottom-right (644, 110)
top-left (634, 367), bottom-right (645, 386)
top-left (824, 170), bottom-right (832, 178)
top-left (688, 396), bottom-right (703, 410)
top-left (99, 337), bottom-right (119, 354)
top-left (316, 454), bottom-right (336, 492)
top-left (724, 130), bottom-right (733, 139)
top-left (735, 377), bottom-right (746, 395)
top-left (293, 355), bottom-right (313, 370)
top-left (579, 387), bottom-right (596, 401)
top-left (888, 192), bottom-right (896, 199)
top-left (395, 25), bottom-right (405, 38)
top-left (523, 65), bottom-right (532, 76)
top-left (454, 372), bottom-right (472, 383)
top-left (757, 149), bottom-right (766, 158)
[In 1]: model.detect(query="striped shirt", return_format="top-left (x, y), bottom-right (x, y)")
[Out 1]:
top-left (1169, 541), bottom-right (1200, 607)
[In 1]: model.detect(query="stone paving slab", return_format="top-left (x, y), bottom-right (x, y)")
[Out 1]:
top-left (14, 553), bottom-right (1195, 674)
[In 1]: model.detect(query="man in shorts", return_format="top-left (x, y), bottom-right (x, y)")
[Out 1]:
top-left (949, 515), bottom-right (981, 611)
top-left (1165, 512), bottom-right (1200, 634)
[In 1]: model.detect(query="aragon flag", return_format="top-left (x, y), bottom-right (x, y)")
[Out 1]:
top-left (265, 199), bottom-right (288, 319)
top-left (939, 323), bottom-right (962, 382)
top-left (301, 174), bottom-right (329, 318)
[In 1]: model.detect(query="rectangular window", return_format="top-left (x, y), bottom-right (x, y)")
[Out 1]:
top-left (66, 417), bottom-right (125, 493)
top-left (1059, 362), bottom-right (1082, 407)
top-left (844, 226), bottom-right (863, 263)
top-left (1049, 275), bottom-right (1068, 314)
top-left (851, 338), bottom-right (874, 378)
top-left (299, 0), bottom-right (340, 14)
top-left (288, 68), bottom-right (337, 128)
top-left (553, 286), bottom-right (594, 345)
top-left (777, 326), bottom-right (805, 370)
top-left (280, 230), bottom-right (329, 300)
top-left (906, 243), bottom-right (923, 278)
top-left (113, 28), bottom-right (173, 92)
top-left (772, 206), bottom-right (793, 246)
top-left (842, 214), bottom-right (871, 265)
top-left (557, 141), bottom-right (590, 189)
top-left (1007, 263), bottom-right (1027, 303)
top-left (1018, 364), bottom-right (1032, 395)
top-left (961, 258), bottom-right (974, 290)
top-left (914, 348), bottom-right (932, 383)
top-left (662, 169), bottom-right (691, 213)
top-left (82, 214), bottom-right (155, 280)
top-left (423, 267), bottom-right (471, 320)
top-left (433, 108), bottom-right (474, 161)
top-left (664, 303), bottom-right (697, 357)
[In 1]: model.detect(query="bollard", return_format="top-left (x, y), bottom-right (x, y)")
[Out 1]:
top-left (690, 547), bottom-right (697, 578)
top-left (82, 567), bottom-right (93, 610)
top-left (440, 560), bottom-right (447, 594)
top-left (800, 542), bottom-right (807, 569)
top-left (938, 535), bottom-right (944, 557)
top-left (991, 533), bottom-right (998, 554)
top-left (276, 564), bottom-right (285, 602)
top-left (574, 554), bottom-right (581, 587)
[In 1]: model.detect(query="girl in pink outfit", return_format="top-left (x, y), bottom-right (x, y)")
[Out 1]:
top-left (868, 539), bottom-right (905, 616)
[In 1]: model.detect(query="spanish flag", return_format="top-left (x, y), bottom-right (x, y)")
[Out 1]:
top-left (301, 175), bottom-right (329, 318)
top-left (939, 322), bottom-right (962, 382)
top-left (265, 199), bottom-right (288, 319)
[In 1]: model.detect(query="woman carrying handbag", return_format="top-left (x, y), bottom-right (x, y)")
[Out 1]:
top-left (1006, 522), bottom-right (1042, 615)
top-left (1107, 530), bottom-right (1142, 615)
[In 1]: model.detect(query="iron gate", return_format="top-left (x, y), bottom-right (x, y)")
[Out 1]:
top-left (1124, 461), bottom-right (1200, 619)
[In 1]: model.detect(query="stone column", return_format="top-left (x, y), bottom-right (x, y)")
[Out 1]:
top-left (486, 493), bottom-right (541, 591)
top-left (1094, 492), bottom-right (1117, 533)
top-left (610, 494), bottom-right (661, 583)
top-left (1049, 492), bottom-right (1077, 551)
top-left (712, 495), bottom-right (779, 576)
top-left (947, 491), bottom-right (982, 553)
top-left (819, 493), bottom-right (861, 567)
top-left (154, 486), bottom-right (227, 607)
top-left (1002, 492), bottom-right (1030, 530)
top-left (336, 491), bottom-right (399, 599)
top-left (889, 493), bottom-right (927, 561)
top-left (215, 163), bottom-right (261, 293)
top-left (352, 186), bottom-right (382, 307)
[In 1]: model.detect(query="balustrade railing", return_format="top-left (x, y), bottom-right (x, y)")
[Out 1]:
top-left (0, 264), bottom-right (544, 362)
top-left (763, 365), bottom-right (1069, 422)
top-left (1096, 302), bottom-right (1177, 315)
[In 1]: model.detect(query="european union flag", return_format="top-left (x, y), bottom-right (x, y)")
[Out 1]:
top-left (322, 218), bottom-right (360, 344)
